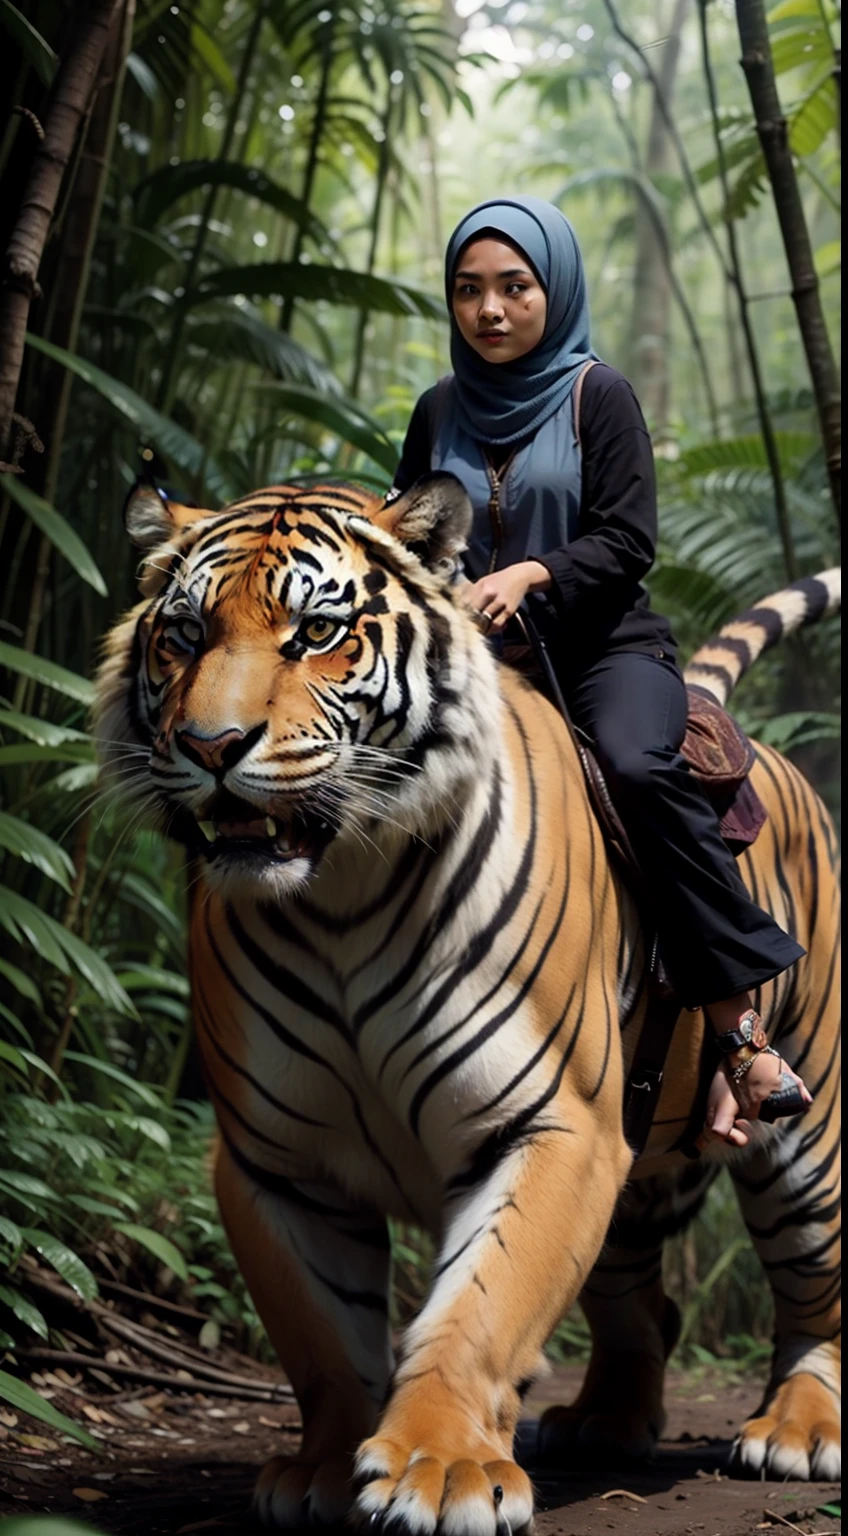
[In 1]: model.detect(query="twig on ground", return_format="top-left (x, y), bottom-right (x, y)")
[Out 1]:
top-left (13, 1346), bottom-right (294, 1402)
top-left (96, 1278), bottom-right (213, 1324)
top-left (763, 1511), bottom-right (838, 1536)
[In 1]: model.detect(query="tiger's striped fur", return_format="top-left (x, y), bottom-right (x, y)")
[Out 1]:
top-left (96, 477), bottom-right (840, 1530)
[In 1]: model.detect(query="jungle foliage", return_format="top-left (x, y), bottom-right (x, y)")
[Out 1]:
top-left (0, 0), bottom-right (840, 1396)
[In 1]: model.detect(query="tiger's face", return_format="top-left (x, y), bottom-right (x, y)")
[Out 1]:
top-left (96, 475), bottom-right (480, 896)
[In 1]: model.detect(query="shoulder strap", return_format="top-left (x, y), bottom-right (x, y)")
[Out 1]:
top-left (572, 359), bottom-right (600, 449)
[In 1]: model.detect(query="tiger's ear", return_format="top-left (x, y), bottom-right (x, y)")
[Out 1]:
top-left (373, 473), bottom-right (472, 569)
top-left (123, 483), bottom-right (213, 550)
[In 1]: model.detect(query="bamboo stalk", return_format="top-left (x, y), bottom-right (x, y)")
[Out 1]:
top-left (154, 2), bottom-right (268, 415)
top-left (279, 13), bottom-right (336, 336)
top-left (0, 0), bottom-right (120, 463)
top-left (698, 0), bottom-right (798, 582)
top-left (735, 0), bottom-right (842, 528)
top-left (349, 89), bottom-right (395, 401)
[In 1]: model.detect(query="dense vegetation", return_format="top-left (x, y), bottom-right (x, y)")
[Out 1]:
top-left (0, 0), bottom-right (840, 1409)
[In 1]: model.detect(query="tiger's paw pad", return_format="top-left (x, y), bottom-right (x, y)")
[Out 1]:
top-left (537, 1404), bottom-right (662, 1465)
top-left (353, 1440), bottom-right (534, 1535)
top-left (730, 1374), bottom-right (841, 1482)
top-left (254, 1453), bottom-right (352, 1528)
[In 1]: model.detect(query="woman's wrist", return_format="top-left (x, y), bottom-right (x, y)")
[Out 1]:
top-left (520, 559), bottom-right (552, 593)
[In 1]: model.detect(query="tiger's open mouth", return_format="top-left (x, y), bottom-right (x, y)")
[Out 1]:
top-left (170, 792), bottom-right (339, 866)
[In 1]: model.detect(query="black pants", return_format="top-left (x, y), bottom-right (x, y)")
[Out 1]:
top-left (563, 651), bottom-right (805, 1007)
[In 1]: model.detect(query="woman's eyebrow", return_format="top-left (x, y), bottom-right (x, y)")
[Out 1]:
top-left (454, 267), bottom-right (533, 281)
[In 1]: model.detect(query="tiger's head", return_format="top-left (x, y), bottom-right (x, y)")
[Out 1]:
top-left (95, 474), bottom-right (494, 897)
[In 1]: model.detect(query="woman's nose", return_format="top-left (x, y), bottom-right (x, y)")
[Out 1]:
top-left (478, 292), bottom-right (504, 321)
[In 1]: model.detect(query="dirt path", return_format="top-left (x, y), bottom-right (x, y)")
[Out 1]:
top-left (0, 1365), bottom-right (840, 1535)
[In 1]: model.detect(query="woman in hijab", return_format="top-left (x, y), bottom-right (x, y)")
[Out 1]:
top-left (392, 195), bottom-right (810, 1146)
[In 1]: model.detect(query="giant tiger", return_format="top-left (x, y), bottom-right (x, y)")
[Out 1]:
top-left (96, 473), bottom-right (841, 1534)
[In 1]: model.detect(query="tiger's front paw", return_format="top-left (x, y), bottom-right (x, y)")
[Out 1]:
top-left (254, 1452), bottom-right (353, 1528)
top-left (730, 1373), bottom-right (841, 1482)
top-left (353, 1436), bottom-right (534, 1535)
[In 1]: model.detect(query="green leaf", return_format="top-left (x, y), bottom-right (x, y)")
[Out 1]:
top-left (258, 385), bottom-right (396, 473)
top-left (0, 741), bottom-right (93, 766)
top-left (0, 709), bottom-right (89, 747)
top-left (66, 1194), bottom-right (129, 1221)
top-left (680, 432), bottom-right (818, 476)
top-left (18, 1230), bottom-right (98, 1301)
top-left (0, 1368), bottom-right (98, 1450)
top-left (0, 641), bottom-right (94, 706)
top-left (63, 1052), bottom-right (160, 1108)
top-left (126, 1116), bottom-right (172, 1151)
top-left (0, 1284), bottom-right (48, 1339)
top-left (189, 18), bottom-right (236, 93)
top-left (0, 887), bottom-right (136, 1017)
top-left (18, 1049), bottom-right (69, 1099)
top-left (815, 239), bottom-right (841, 277)
top-left (0, 957), bottom-right (42, 1007)
top-left (115, 871), bottom-right (184, 951)
top-left (188, 262), bottom-right (445, 321)
top-left (114, 964), bottom-right (190, 997)
top-left (0, 999), bottom-right (31, 1044)
top-left (753, 710), bottom-right (842, 751)
top-left (790, 75), bottom-right (837, 156)
top-left (135, 160), bottom-right (333, 252)
top-left (0, 810), bottom-right (75, 891)
top-left (0, 1216), bottom-right (23, 1251)
top-left (1, 476), bottom-right (107, 596)
top-left (768, 0), bottom-right (822, 17)
top-left (771, 25), bottom-right (833, 76)
top-left (0, 1040), bottom-right (29, 1075)
top-left (0, 0), bottom-right (56, 84)
top-left (0, 1170), bottom-right (57, 1201)
top-left (186, 303), bottom-right (340, 393)
top-left (817, 1502), bottom-right (841, 1518)
top-left (115, 1223), bottom-right (188, 1280)
top-left (24, 333), bottom-right (235, 504)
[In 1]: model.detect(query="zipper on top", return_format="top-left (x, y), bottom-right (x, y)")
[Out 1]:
top-left (484, 449), bottom-right (517, 574)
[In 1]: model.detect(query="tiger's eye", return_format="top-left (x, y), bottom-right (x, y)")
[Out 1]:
top-left (177, 618), bottom-right (203, 647)
top-left (303, 617), bottom-right (337, 644)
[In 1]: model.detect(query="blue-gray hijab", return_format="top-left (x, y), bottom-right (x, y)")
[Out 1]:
top-left (445, 196), bottom-right (596, 447)
top-left (431, 197), bottom-right (599, 581)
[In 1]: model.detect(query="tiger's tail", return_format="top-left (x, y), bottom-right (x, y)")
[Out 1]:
top-left (682, 568), bottom-right (841, 708)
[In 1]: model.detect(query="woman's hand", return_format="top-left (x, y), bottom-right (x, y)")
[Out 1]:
top-left (459, 559), bottom-right (551, 633)
top-left (699, 1052), bottom-right (812, 1150)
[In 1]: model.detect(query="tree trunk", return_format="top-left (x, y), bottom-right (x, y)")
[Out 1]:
top-left (736, 0), bottom-right (841, 527)
top-left (626, 0), bottom-right (690, 443)
top-left (0, 0), bottom-right (120, 464)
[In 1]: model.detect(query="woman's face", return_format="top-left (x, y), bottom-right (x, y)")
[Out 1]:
top-left (451, 238), bottom-right (547, 364)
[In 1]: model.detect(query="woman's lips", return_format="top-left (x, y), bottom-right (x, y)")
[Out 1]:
top-left (478, 332), bottom-right (507, 346)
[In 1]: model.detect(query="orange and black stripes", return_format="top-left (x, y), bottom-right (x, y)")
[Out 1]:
top-left (95, 478), bottom-right (840, 1525)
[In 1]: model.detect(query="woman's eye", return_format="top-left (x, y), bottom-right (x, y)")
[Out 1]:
top-left (302, 616), bottom-right (341, 646)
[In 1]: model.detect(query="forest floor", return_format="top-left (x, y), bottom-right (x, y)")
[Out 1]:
top-left (0, 1272), bottom-right (840, 1536)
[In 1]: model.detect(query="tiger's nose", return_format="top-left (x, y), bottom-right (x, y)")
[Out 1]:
top-left (175, 724), bottom-right (264, 775)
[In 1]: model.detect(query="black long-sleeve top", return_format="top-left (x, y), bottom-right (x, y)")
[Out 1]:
top-left (392, 362), bottom-right (676, 678)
